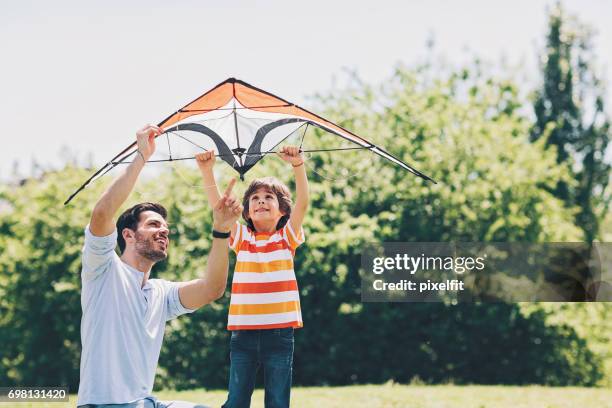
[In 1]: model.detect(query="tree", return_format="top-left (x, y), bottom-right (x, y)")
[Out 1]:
top-left (532, 3), bottom-right (611, 243)
top-left (0, 62), bottom-right (606, 389)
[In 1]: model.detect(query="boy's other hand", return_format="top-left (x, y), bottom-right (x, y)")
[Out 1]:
top-left (136, 124), bottom-right (163, 161)
top-left (213, 178), bottom-right (242, 232)
top-left (278, 145), bottom-right (304, 166)
top-left (195, 150), bottom-right (216, 172)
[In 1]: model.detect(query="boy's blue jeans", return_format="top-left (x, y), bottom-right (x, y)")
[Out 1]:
top-left (222, 328), bottom-right (294, 408)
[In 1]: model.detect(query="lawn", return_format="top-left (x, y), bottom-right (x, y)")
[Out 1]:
top-left (2, 384), bottom-right (611, 408)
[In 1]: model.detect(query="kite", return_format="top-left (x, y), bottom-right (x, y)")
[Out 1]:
top-left (65, 77), bottom-right (435, 205)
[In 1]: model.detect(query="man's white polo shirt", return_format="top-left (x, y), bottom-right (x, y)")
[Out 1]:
top-left (77, 226), bottom-right (194, 406)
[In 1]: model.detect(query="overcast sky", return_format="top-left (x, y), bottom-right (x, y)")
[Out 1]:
top-left (1, 0), bottom-right (610, 180)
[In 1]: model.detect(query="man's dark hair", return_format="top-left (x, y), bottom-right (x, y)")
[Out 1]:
top-left (116, 202), bottom-right (168, 253)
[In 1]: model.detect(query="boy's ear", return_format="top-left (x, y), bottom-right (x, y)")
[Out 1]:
top-left (279, 204), bottom-right (288, 216)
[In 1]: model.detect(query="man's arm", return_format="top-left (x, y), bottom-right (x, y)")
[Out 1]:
top-left (278, 146), bottom-right (309, 233)
top-left (89, 125), bottom-right (162, 237)
top-left (178, 178), bottom-right (242, 309)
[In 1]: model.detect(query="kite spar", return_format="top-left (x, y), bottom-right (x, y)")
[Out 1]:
top-left (65, 77), bottom-right (435, 205)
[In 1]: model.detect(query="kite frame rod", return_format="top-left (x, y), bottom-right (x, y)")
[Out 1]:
top-left (180, 104), bottom-right (291, 113)
top-left (63, 162), bottom-right (113, 205)
top-left (108, 146), bottom-right (373, 165)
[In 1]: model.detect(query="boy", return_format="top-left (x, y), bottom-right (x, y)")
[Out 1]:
top-left (195, 146), bottom-right (309, 408)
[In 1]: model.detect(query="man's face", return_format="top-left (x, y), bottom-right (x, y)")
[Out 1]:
top-left (248, 188), bottom-right (284, 225)
top-left (128, 211), bottom-right (169, 262)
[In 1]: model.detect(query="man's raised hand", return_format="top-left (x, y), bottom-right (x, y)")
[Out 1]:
top-left (89, 124), bottom-right (162, 237)
top-left (212, 178), bottom-right (242, 232)
top-left (136, 124), bottom-right (163, 162)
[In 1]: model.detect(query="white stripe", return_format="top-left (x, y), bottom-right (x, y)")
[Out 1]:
top-left (284, 223), bottom-right (305, 245)
top-left (230, 291), bottom-right (300, 304)
top-left (250, 236), bottom-right (283, 247)
top-left (236, 249), bottom-right (293, 263)
top-left (228, 311), bottom-right (301, 326)
top-left (242, 230), bottom-right (282, 242)
top-left (232, 270), bottom-right (296, 283)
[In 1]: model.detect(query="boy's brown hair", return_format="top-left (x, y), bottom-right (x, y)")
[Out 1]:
top-left (242, 177), bottom-right (292, 232)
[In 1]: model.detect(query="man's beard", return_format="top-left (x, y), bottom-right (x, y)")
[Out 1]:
top-left (134, 231), bottom-right (167, 262)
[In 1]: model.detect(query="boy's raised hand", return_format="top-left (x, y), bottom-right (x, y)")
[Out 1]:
top-left (277, 145), bottom-right (304, 166)
top-left (195, 151), bottom-right (216, 173)
top-left (212, 178), bottom-right (242, 232)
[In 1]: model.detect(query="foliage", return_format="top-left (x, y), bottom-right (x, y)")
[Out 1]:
top-left (531, 3), bottom-right (611, 243)
top-left (521, 302), bottom-right (612, 386)
top-left (0, 62), bottom-right (608, 391)
top-left (0, 168), bottom-right (103, 388)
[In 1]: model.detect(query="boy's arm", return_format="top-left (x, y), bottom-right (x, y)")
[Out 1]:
top-left (278, 146), bottom-right (309, 233)
top-left (195, 151), bottom-right (238, 239)
top-left (90, 125), bottom-right (162, 237)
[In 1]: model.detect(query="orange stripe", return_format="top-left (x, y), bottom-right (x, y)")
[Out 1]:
top-left (285, 228), bottom-right (298, 249)
top-left (232, 280), bottom-right (298, 294)
top-left (228, 321), bottom-right (303, 330)
top-left (255, 234), bottom-right (273, 241)
top-left (235, 259), bottom-right (293, 273)
top-left (296, 229), bottom-right (304, 241)
top-left (239, 239), bottom-right (289, 253)
top-left (229, 301), bottom-right (299, 315)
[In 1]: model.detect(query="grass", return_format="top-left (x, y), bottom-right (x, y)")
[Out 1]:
top-left (2, 384), bottom-right (612, 408)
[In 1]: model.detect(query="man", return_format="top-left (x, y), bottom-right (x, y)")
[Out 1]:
top-left (77, 125), bottom-right (241, 408)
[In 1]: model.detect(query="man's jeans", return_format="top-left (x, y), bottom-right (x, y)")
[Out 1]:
top-left (222, 328), bottom-right (294, 408)
top-left (78, 397), bottom-right (209, 407)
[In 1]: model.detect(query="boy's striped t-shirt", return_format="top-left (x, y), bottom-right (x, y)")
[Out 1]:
top-left (228, 222), bottom-right (305, 330)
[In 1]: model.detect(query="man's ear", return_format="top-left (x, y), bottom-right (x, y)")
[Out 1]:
top-left (122, 228), bottom-right (135, 243)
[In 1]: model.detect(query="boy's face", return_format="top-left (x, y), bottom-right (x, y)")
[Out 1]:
top-left (247, 187), bottom-right (285, 225)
